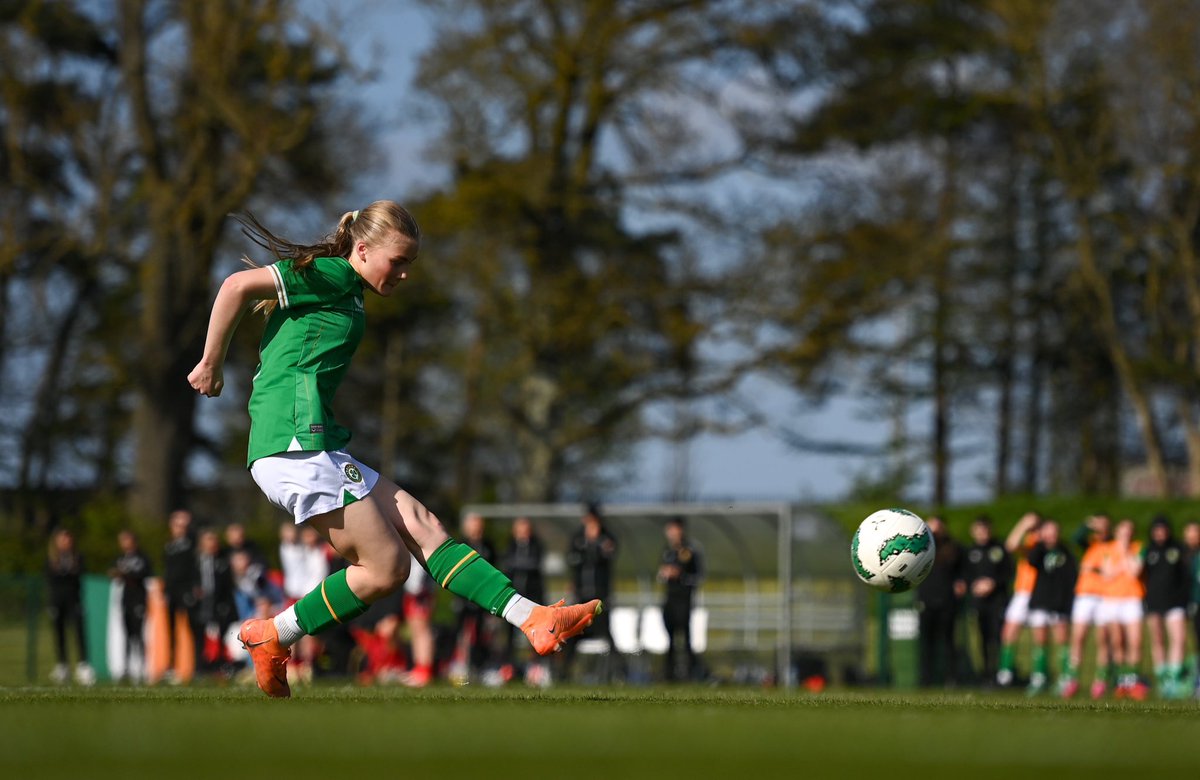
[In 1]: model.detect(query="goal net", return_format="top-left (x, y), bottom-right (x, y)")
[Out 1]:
top-left (460, 502), bottom-right (866, 687)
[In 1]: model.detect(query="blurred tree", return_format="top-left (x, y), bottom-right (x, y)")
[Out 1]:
top-left (747, 0), bottom-right (1038, 505)
top-left (0, 1), bottom-right (118, 525)
top-left (403, 0), bottom-right (803, 501)
top-left (0, 0), bottom-right (367, 527)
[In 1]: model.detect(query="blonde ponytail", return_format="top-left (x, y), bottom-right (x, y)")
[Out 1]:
top-left (232, 201), bottom-right (420, 317)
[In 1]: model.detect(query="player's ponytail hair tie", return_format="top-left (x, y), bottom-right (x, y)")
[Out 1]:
top-left (351, 210), bottom-right (360, 222)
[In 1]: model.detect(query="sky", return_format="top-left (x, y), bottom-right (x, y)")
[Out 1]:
top-left (333, 1), bottom-right (991, 506)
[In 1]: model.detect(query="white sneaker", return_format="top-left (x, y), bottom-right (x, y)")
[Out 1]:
top-left (50, 663), bottom-right (70, 684)
top-left (75, 662), bottom-right (97, 687)
top-left (996, 669), bottom-right (1013, 687)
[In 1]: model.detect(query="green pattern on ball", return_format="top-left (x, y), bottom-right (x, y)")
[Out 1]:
top-left (851, 530), bottom-right (875, 580)
top-left (877, 529), bottom-right (931, 566)
top-left (888, 575), bottom-right (911, 593)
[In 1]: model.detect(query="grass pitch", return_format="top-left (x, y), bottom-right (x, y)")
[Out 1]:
top-left (1, 685), bottom-right (1197, 779)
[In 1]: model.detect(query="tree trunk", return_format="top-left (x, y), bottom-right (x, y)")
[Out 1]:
top-left (930, 137), bottom-right (957, 508)
top-left (993, 161), bottom-right (1022, 497)
top-left (1021, 319), bottom-right (1044, 494)
top-left (1074, 214), bottom-right (1170, 496)
top-left (1177, 397), bottom-right (1200, 497)
top-left (514, 373), bottom-right (560, 502)
top-left (379, 331), bottom-right (404, 482)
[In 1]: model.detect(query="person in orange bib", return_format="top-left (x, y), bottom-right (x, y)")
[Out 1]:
top-left (1060, 514), bottom-right (1112, 699)
top-left (1098, 519), bottom-right (1146, 699)
top-left (996, 512), bottom-right (1042, 686)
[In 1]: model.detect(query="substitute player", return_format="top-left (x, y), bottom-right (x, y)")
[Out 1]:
top-left (1024, 520), bottom-right (1076, 696)
top-left (997, 512), bottom-right (1040, 687)
top-left (1142, 516), bottom-right (1190, 698)
top-left (1061, 513), bottom-right (1112, 699)
top-left (188, 201), bottom-right (600, 697)
top-left (1099, 519), bottom-right (1146, 699)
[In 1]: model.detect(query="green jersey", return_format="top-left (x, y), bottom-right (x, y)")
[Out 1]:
top-left (246, 256), bottom-right (365, 465)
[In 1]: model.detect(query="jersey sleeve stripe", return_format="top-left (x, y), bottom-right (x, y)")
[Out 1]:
top-left (268, 262), bottom-right (289, 309)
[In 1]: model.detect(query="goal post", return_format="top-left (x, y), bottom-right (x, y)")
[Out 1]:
top-left (460, 502), bottom-right (866, 688)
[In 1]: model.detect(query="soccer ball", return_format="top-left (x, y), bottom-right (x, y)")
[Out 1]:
top-left (851, 508), bottom-right (936, 593)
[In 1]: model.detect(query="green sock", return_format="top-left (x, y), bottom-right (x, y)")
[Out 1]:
top-left (1063, 659), bottom-right (1078, 681)
top-left (426, 539), bottom-right (517, 616)
top-left (1032, 646), bottom-right (1047, 677)
top-left (1154, 664), bottom-right (1166, 684)
top-left (294, 568), bottom-right (369, 635)
top-left (999, 644), bottom-right (1015, 673)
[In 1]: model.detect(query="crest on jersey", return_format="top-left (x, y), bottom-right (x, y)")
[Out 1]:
top-left (344, 463), bottom-right (363, 483)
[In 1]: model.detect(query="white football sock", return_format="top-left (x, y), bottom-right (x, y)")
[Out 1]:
top-left (501, 595), bottom-right (537, 627)
top-left (272, 605), bottom-right (305, 647)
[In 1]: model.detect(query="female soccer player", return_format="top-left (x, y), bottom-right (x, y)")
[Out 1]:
top-left (1023, 520), bottom-right (1076, 696)
top-left (1142, 516), bottom-right (1190, 698)
top-left (188, 201), bottom-right (600, 697)
top-left (1100, 519), bottom-right (1146, 699)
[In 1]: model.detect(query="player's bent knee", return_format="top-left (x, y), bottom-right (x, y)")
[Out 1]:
top-left (372, 547), bottom-right (411, 592)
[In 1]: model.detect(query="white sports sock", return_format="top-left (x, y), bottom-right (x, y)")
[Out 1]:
top-left (501, 595), bottom-right (537, 627)
top-left (273, 605), bottom-right (305, 647)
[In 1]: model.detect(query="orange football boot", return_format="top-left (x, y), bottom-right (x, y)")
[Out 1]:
top-left (238, 618), bottom-right (291, 698)
top-left (520, 599), bottom-right (603, 656)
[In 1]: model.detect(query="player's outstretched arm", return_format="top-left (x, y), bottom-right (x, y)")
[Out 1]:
top-left (188, 267), bottom-right (277, 397)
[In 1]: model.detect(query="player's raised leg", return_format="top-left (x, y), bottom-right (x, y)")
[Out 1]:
top-left (372, 478), bottom-right (602, 655)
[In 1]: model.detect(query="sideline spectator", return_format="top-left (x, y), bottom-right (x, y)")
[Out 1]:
top-left (1142, 516), bottom-right (1190, 698)
top-left (351, 612), bottom-right (408, 685)
top-left (223, 522), bottom-right (266, 568)
top-left (962, 515), bottom-right (1011, 686)
top-left (279, 522), bottom-right (305, 602)
top-left (1185, 521), bottom-right (1200, 697)
top-left (658, 516), bottom-right (705, 682)
top-left (110, 530), bottom-right (153, 683)
top-left (230, 549), bottom-right (281, 621)
top-left (500, 517), bottom-right (546, 681)
top-left (163, 509), bottom-right (199, 683)
top-left (1025, 520), bottom-right (1076, 696)
top-left (1061, 513), bottom-right (1112, 699)
top-left (46, 529), bottom-right (94, 686)
top-left (997, 512), bottom-right (1040, 687)
top-left (280, 523), bottom-right (330, 603)
top-left (196, 528), bottom-right (237, 674)
top-left (564, 503), bottom-right (619, 678)
top-left (400, 552), bottom-right (435, 688)
top-left (916, 516), bottom-right (964, 688)
top-left (450, 512), bottom-right (497, 682)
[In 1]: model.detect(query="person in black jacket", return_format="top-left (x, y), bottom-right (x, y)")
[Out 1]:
top-left (658, 517), bottom-right (704, 682)
top-left (1025, 519), bottom-right (1077, 695)
top-left (46, 528), bottom-right (94, 685)
top-left (110, 530), bottom-right (153, 682)
top-left (451, 512), bottom-right (498, 681)
top-left (1142, 515), bottom-right (1190, 698)
top-left (563, 503), bottom-right (619, 678)
top-left (962, 515), bottom-right (1012, 686)
top-left (500, 517), bottom-right (546, 675)
top-left (195, 527), bottom-right (237, 674)
top-left (163, 509), bottom-right (199, 681)
top-left (916, 516), bottom-right (965, 688)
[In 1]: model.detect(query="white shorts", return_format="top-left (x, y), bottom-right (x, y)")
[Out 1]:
top-left (1071, 594), bottom-right (1103, 625)
top-left (1028, 609), bottom-right (1067, 629)
top-left (1147, 606), bottom-right (1187, 622)
top-left (1096, 597), bottom-right (1143, 625)
top-left (1004, 591), bottom-right (1031, 625)
top-left (250, 450), bottom-right (379, 524)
